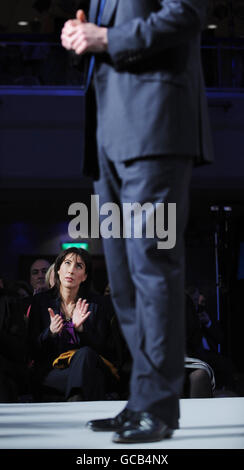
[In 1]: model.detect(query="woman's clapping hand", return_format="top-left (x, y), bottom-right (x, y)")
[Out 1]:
top-left (48, 308), bottom-right (63, 334)
top-left (72, 298), bottom-right (91, 332)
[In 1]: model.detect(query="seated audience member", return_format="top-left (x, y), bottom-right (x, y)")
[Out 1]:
top-left (28, 247), bottom-right (119, 402)
top-left (10, 280), bottom-right (33, 299)
top-left (187, 286), bottom-right (224, 352)
top-left (0, 288), bottom-right (28, 402)
top-left (185, 289), bottom-right (235, 392)
top-left (183, 357), bottom-right (215, 398)
top-left (184, 369), bottom-right (213, 398)
top-left (22, 258), bottom-right (52, 320)
top-left (30, 258), bottom-right (51, 294)
top-left (0, 276), bottom-right (14, 295)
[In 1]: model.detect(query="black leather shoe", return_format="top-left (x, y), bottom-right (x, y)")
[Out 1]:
top-left (86, 408), bottom-right (135, 432)
top-left (112, 412), bottom-right (173, 443)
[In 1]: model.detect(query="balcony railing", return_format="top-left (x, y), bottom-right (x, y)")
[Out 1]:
top-left (0, 36), bottom-right (244, 90)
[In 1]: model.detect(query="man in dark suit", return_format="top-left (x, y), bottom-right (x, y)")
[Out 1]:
top-left (61, 0), bottom-right (213, 443)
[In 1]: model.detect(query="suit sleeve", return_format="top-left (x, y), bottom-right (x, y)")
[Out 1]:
top-left (107, 0), bottom-right (208, 70)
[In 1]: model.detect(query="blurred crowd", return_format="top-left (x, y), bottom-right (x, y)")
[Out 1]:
top-left (0, 251), bottom-right (243, 404)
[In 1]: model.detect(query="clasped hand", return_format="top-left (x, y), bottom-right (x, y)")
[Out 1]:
top-left (48, 298), bottom-right (91, 334)
top-left (61, 9), bottom-right (108, 55)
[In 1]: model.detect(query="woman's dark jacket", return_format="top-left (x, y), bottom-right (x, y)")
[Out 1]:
top-left (27, 287), bottom-right (115, 380)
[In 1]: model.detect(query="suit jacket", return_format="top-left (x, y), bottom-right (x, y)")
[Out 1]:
top-left (83, 0), bottom-right (213, 178)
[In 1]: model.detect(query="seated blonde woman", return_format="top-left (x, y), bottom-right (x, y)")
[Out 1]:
top-left (45, 263), bottom-right (55, 289)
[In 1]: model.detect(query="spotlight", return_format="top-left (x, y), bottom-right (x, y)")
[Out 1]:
top-left (210, 205), bottom-right (220, 212)
top-left (208, 24), bottom-right (218, 29)
top-left (17, 21), bottom-right (29, 26)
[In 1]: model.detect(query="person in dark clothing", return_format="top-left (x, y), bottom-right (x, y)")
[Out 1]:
top-left (29, 258), bottom-right (50, 294)
top-left (28, 247), bottom-right (118, 402)
top-left (185, 291), bottom-right (235, 391)
top-left (61, 0), bottom-right (213, 444)
top-left (0, 292), bottom-right (28, 402)
top-left (195, 291), bottom-right (224, 353)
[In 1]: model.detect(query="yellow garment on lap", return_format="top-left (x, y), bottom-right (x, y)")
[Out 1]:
top-left (52, 350), bottom-right (120, 381)
top-left (52, 349), bottom-right (77, 369)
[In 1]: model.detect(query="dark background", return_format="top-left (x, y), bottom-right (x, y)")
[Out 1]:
top-left (1, 1), bottom-right (244, 373)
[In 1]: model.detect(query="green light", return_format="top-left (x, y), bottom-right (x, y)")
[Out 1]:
top-left (61, 242), bottom-right (89, 251)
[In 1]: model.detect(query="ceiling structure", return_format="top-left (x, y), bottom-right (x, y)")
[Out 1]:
top-left (0, 0), bottom-right (87, 34)
top-left (0, 1), bottom-right (244, 37)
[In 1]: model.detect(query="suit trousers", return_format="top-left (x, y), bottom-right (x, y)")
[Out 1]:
top-left (94, 150), bottom-right (193, 429)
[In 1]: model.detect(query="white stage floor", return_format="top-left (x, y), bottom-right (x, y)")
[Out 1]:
top-left (0, 397), bottom-right (244, 450)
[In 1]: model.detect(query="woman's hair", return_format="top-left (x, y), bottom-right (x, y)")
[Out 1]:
top-left (53, 247), bottom-right (92, 297)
